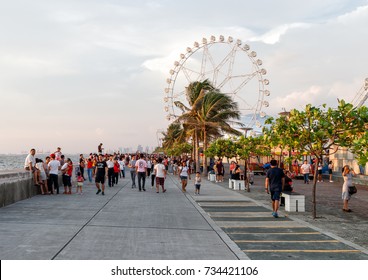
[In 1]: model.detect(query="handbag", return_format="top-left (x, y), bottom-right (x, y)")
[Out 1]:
top-left (348, 186), bottom-right (357, 195)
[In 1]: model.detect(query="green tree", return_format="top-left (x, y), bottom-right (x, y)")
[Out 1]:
top-left (205, 138), bottom-right (239, 162)
top-left (264, 100), bottom-right (368, 218)
top-left (237, 136), bottom-right (271, 191)
top-left (351, 130), bottom-right (368, 165)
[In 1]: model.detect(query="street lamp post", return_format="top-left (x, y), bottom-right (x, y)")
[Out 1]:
top-left (240, 127), bottom-right (253, 137)
top-left (278, 111), bottom-right (291, 171)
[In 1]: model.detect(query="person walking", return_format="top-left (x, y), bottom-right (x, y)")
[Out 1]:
top-left (79, 154), bottom-right (86, 180)
top-left (154, 157), bottom-right (167, 193)
top-left (194, 171), bottom-right (201, 195)
top-left (328, 161), bottom-right (334, 182)
top-left (151, 158), bottom-right (157, 188)
top-left (342, 165), bottom-right (356, 212)
top-left (265, 159), bottom-right (285, 218)
top-left (48, 153), bottom-right (61, 194)
top-left (95, 154), bottom-right (107, 195)
top-left (106, 155), bottom-right (115, 187)
top-left (87, 158), bottom-right (93, 183)
top-left (146, 156), bottom-right (152, 177)
top-left (317, 162), bottom-right (323, 182)
top-left (118, 155), bottom-right (126, 178)
top-left (135, 154), bottom-right (147, 192)
top-left (300, 160), bottom-right (311, 184)
top-left (216, 158), bottom-right (224, 182)
top-left (113, 157), bottom-right (120, 185)
top-left (76, 171), bottom-right (84, 195)
top-left (179, 161), bottom-right (191, 192)
top-left (129, 155), bottom-right (137, 188)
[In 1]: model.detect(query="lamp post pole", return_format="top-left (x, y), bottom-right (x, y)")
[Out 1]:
top-left (240, 127), bottom-right (253, 137)
top-left (278, 111), bottom-right (291, 170)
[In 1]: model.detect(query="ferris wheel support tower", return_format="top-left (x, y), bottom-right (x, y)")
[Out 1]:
top-left (351, 78), bottom-right (368, 108)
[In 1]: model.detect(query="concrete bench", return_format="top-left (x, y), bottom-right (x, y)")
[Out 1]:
top-left (281, 191), bottom-right (305, 212)
top-left (228, 179), bottom-right (234, 189)
top-left (208, 173), bottom-right (216, 182)
top-left (229, 179), bottom-right (245, 191)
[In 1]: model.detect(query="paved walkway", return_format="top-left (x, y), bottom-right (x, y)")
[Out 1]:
top-left (0, 174), bottom-right (367, 260)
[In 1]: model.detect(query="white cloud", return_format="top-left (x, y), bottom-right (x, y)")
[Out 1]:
top-left (251, 23), bottom-right (312, 44)
top-left (0, 0), bottom-right (368, 153)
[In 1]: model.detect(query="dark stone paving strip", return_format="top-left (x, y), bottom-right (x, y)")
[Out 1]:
top-left (223, 227), bottom-right (318, 234)
top-left (202, 206), bottom-right (268, 212)
top-left (237, 241), bottom-right (354, 251)
top-left (212, 216), bottom-right (291, 222)
top-left (200, 200), bottom-right (368, 260)
top-left (197, 200), bottom-right (250, 203)
top-left (244, 251), bottom-right (368, 260)
top-left (228, 233), bottom-right (332, 241)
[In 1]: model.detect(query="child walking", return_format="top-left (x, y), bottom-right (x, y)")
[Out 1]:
top-left (195, 172), bottom-right (201, 195)
top-left (76, 172), bottom-right (84, 195)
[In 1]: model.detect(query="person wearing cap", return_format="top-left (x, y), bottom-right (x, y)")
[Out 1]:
top-left (48, 153), bottom-right (61, 194)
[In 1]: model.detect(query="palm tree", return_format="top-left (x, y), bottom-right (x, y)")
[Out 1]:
top-left (198, 90), bottom-right (243, 174)
top-left (161, 122), bottom-right (185, 151)
top-left (175, 79), bottom-right (242, 174)
top-left (175, 79), bottom-right (215, 172)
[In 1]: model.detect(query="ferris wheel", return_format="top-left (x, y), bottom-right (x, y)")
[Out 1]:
top-left (163, 35), bottom-right (270, 132)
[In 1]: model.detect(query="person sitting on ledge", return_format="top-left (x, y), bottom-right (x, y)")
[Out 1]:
top-left (24, 148), bottom-right (40, 186)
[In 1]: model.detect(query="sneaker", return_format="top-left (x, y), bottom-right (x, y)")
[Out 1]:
top-left (102, 192), bottom-right (105, 195)
top-left (96, 189), bottom-right (101, 195)
top-left (274, 212), bottom-right (279, 218)
top-left (330, 180), bottom-right (333, 183)
top-left (143, 188), bottom-right (146, 191)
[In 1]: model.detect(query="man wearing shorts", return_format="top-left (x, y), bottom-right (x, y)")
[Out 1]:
top-left (265, 159), bottom-right (285, 218)
top-left (95, 154), bottom-right (108, 195)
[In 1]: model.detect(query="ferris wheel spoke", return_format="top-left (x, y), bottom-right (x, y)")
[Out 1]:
top-left (231, 93), bottom-right (253, 111)
top-left (173, 90), bottom-right (186, 99)
top-left (231, 73), bottom-right (258, 95)
top-left (165, 36), bottom-right (269, 126)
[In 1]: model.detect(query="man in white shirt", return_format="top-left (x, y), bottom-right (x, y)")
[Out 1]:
top-left (154, 157), bottom-right (167, 193)
top-left (135, 154), bottom-right (147, 192)
top-left (48, 153), bottom-right (61, 194)
top-left (24, 148), bottom-right (40, 186)
top-left (106, 155), bottom-right (115, 187)
top-left (300, 160), bottom-right (311, 184)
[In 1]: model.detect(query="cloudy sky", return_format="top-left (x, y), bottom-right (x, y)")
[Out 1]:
top-left (0, 0), bottom-right (367, 154)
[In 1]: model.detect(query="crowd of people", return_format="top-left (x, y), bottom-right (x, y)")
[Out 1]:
top-left (23, 146), bottom-right (201, 196)
top-left (23, 146), bottom-right (358, 213)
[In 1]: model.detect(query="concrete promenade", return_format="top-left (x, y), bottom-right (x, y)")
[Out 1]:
top-left (0, 173), bottom-right (367, 260)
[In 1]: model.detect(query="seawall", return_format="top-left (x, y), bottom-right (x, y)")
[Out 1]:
top-left (0, 170), bottom-right (37, 208)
